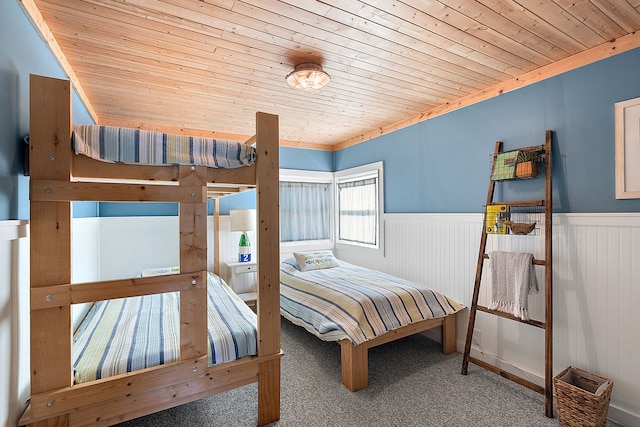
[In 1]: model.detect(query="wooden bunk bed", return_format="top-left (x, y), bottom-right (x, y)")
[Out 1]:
top-left (20, 75), bottom-right (282, 427)
top-left (280, 254), bottom-right (464, 392)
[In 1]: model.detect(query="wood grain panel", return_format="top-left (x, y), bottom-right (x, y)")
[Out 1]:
top-left (25, 1), bottom-right (640, 148)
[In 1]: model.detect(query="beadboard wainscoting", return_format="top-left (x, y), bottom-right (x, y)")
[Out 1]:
top-left (1, 220), bottom-right (29, 427)
top-left (4, 214), bottom-right (639, 426)
top-left (336, 213), bottom-right (640, 427)
top-left (97, 215), bottom-right (247, 280)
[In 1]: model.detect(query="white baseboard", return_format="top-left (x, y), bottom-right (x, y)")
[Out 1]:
top-left (607, 406), bottom-right (640, 427)
top-left (469, 346), bottom-right (638, 426)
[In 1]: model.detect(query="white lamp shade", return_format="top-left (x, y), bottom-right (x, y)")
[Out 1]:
top-left (230, 209), bottom-right (256, 232)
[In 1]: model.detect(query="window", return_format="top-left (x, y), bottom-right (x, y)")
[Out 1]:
top-left (335, 162), bottom-right (383, 248)
top-left (279, 170), bottom-right (333, 243)
top-left (279, 164), bottom-right (383, 250)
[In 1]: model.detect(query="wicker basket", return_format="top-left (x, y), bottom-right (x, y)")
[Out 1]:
top-left (554, 366), bottom-right (614, 427)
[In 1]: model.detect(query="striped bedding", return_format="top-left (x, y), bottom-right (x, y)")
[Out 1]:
top-left (72, 125), bottom-right (256, 168)
top-left (73, 272), bottom-right (257, 383)
top-left (280, 258), bottom-right (464, 345)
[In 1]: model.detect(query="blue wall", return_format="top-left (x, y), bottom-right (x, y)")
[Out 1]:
top-left (335, 49), bottom-right (640, 213)
top-left (0, 1), bottom-right (94, 220)
top-left (280, 146), bottom-right (333, 172)
top-left (2, 0), bottom-right (640, 219)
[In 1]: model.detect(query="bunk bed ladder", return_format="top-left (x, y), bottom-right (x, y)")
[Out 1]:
top-left (461, 130), bottom-right (553, 418)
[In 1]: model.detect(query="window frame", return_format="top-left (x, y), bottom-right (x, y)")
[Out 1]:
top-left (334, 161), bottom-right (384, 251)
top-left (279, 169), bottom-right (334, 251)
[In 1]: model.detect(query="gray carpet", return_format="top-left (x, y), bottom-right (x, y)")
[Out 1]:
top-left (116, 318), bottom-right (620, 426)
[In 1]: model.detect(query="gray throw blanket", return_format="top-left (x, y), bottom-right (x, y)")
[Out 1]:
top-left (488, 251), bottom-right (538, 321)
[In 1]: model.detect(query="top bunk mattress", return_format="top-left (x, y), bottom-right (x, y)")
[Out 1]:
top-left (72, 125), bottom-right (256, 168)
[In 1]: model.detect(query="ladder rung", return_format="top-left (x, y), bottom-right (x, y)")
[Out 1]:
top-left (482, 253), bottom-right (546, 266)
top-left (467, 356), bottom-right (545, 395)
top-left (476, 305), bottom-right (546, 328)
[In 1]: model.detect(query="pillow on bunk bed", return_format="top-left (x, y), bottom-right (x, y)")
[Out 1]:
top-left (141, 266), bottom-right (180, 277)
top-left (293, 251), bottom-right (340, 271)
top-left (72, 124), bottom-right (256, 168)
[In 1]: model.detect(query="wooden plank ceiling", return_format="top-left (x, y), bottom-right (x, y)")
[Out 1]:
top-left (27, 0), bottom-right (640, 150)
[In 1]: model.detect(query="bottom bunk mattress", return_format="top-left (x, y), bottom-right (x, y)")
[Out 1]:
top-left (280, 255), bottom-right (464, 346)
top-left (73, 272), bottom-right (257, 383)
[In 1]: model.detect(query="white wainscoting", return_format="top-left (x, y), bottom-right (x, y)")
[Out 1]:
top-left (98, 216), bottom-right (181, 280)
top-left (336, 213), bottom-right (640, 426)
top-left (1, 220), bottom-right (29, 427)
top-left (96, 215), bottom-right (250, 280)
top-left (2, 218), bottom-right (101, 426)
top-left (71, 218), bottom-right (100, 328)
top-left (7, 214), bottom-right (638, 425)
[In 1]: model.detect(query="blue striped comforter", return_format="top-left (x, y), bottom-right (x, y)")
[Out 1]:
top-left (280, 258), bottom-right (464, 345)
top-left (73, 273), bottom-right (257, 383)
top-left (72, 125), bottom-right (256, 168)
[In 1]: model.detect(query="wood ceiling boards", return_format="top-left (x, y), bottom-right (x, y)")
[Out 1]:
top-left (24, 0), bottom-right (640, 150)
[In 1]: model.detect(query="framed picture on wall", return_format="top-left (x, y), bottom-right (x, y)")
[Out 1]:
top-left (614, 96), bottom-right (640, 199)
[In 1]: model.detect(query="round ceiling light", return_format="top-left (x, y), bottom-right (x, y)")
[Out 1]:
top-left (285, 63), bottom-right (331, 91)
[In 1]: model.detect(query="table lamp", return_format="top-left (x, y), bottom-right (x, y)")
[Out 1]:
top-left (230, 209), bottom-right (256, 262)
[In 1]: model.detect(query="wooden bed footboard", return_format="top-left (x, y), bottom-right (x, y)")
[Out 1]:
top-left (19, 352), bottom-right (283, 427)
top-left (338, 313), bottom-right (457, 391)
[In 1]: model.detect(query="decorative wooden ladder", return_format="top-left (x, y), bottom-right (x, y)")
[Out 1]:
top-left (461, 130), bottom-right (554, 417)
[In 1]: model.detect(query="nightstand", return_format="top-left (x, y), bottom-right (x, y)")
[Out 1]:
top-left (222, 260), bottom-right (257, 307)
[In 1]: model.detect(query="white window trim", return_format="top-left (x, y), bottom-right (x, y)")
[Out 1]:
top-left (280, 169), bottom-right (333, 184)
top-left (334, 161), bottom-right (384, 252)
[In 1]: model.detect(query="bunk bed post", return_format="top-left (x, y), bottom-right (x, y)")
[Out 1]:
top-left (28, 74), bottom-right (73, 425)
top-left (255, 112), bottom-right (281, 425)
top-left (213, 198), bottom-right (220, 276)
top-left (178, 166), bottom-right (209, 359)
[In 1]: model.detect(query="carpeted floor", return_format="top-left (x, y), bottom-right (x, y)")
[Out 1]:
top-left (116, 318), bottom-right (621, 426)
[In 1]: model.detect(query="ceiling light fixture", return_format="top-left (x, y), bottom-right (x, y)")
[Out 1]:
top-left (285, 62), bottom-right (331, 91)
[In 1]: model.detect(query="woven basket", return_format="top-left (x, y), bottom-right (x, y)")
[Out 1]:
top-left (554, 366), bottom-right (613, 427)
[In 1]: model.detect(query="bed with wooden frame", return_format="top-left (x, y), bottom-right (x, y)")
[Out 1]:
top-left (280, 253), bottom-right (463, 392)
top-left (19, 75), bottom-right (281, 427)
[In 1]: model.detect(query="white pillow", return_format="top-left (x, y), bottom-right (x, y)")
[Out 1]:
top-left (293, 251), bottom-right (339, 271)
top-left (141, 266), bottom-right (180, 277)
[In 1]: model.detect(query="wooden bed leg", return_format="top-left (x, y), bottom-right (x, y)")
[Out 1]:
top-left (442, 314), bottom-right (457, 355)
top-left (339, 340), bottom-right (368, 392)
top-left (257, 358), bottom-right (281, 426)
